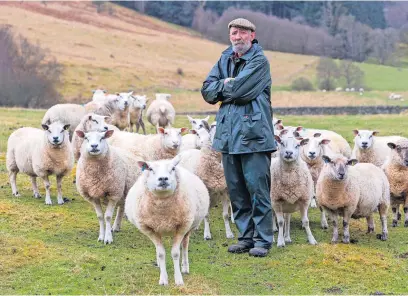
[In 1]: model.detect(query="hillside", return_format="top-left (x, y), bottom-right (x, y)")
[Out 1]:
top-left (0, 1), bottom-right (407, 111)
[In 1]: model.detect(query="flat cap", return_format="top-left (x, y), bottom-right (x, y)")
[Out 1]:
top-left (228, 18), bottom-right (256, 32)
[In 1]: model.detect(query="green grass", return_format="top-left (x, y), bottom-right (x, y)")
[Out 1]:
top-left (359, 63), bottom-right (408, 91)
top-left (2, 108), bottom-right (408, 294)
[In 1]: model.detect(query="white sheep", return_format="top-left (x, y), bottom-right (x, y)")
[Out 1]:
top-left (42, 103), bottom-right (86, 141)
top-left (317, 154), bottom-right (390, 243)
top-left (300, 128), bottom-right (351, 157)
top-left (92, 89), bottom-right (107, 102)
top-left (108, 127), bottom-right (188, 161)
top-left (345, 88), bottom-right (350, 92)
top-left (6, 121), bottom-right (74, 205)
top-left (146, 93), bottom-right (176, 129)
top-left (271, 135), bottom-right (317, 247)
top-left (125, 156), bottom-right (209, 286)
top-left (209, 121), bottom-right (217, 143)
top-left (85, 93), bottom-right (130, 130)
top-left (72, 113), bottom-right (110, 161)
top-left (187, 115), bottom-right (210, 130)
top-left (128, 94), bottom-right (148, 134)
top-left (389, 93), bottom-right (402, 100)
top-left (335, 87), bottom-right (343, 92)
top-left (359, 88), bottom-right (364, 92)
top-left (178, 128), bottom-right (234, 240)
top-left (75, 129), bottom-right (141, 244)
top-left (180, 120), bottom-right (211, 152)
top-left (382, 138), bottom-right (408, 227)
top-left (351, 129), bottom-right (404, 167)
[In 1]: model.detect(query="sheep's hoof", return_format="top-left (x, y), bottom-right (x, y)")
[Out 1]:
top-left (204, 234), bottom-right (212, 240)
top-left (97, 236), bottom-right (104, 242)
top-left (45, 199), bottom-right (52, 205)
top-left (398, 212), bottom-right (402, 220)
top-left (309, 239), bottom-right (318, 245)
top-left (226, 233), bottom-right (234, 239)
top-left (33, 193), bottom-right (41, 198)
top-left (376, 233), bottom-right (388, 241)
top-left (13, 192), bottom-right (20, 197)
top-left (392, 220), bottom-right (398, 227)
top-left (321, 225), bottom-right (328, 230)
top-left (284, 237), bottom-right (292, 243)
top-left (342, 238), bottom-right (350, 244)
top-left (367, 227), bottom-right (374, 234)
top-left (404, 221), bottom-right (408, 227)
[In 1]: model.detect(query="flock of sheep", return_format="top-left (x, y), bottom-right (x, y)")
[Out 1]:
top-left (5, 89), bottom-right (408, 286)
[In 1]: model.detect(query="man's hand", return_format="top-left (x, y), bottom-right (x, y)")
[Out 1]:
top-left (224, 78), bottom-right (235, 85)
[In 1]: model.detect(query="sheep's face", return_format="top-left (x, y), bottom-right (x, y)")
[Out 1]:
top-left (275, 136), bottom-right (309, 162)
top-left (388, 141), bottom-right (408, 167)
top-left (159, 127), bottom-right (188, 150)
top-left (209, 121), bottom-right (217, 143)
top-left (115, 92), bottom-right (132, 111)
top-left (139, 156), bottom-right (180, 196)
top-left (353, 129), bottom-right (378, 150)
top-left (83, 114), bottom-right (109, 132)
top-left (187, 115), bottom-right (210, 130)
top-left (302, 133), bottom-right (331, 161)
top-left (191, 128), bottom-right (211, 148)
top-left (76, 130), bottom-right (114, 156)
top-left (155, 93), bottom-right (171, 100)
top-left (322, 155), bottom-right (358, 181)
top-left (131, 95), bottom-right (148, 110)
top-left (42, 121), bottom-right (70, 146)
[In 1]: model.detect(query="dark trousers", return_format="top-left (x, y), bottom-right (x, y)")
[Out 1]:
top-left (222, 152), bottom-right (273, 249)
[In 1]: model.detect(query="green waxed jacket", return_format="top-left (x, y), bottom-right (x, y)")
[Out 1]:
top-left (201, 41), bottom-right (277, 154)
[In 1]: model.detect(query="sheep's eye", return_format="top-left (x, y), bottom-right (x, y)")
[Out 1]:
top-left (192, 121), bottom-right (196, 124)
top-left (85, 137), bottom-right (88, 141)
top-left (61, 129), bottom-right (64, 133)
top-left (148, 167), bottom-right (153, 172)
top-left (296, 144), bottom-right (300, 148)
top-left (171, 167), bottom-right (176, 172)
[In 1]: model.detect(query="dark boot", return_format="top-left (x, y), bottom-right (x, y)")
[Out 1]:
top-left (228, 243), bottom-right (253, 254)
top-left (249, 247), bottom-right (269, 257)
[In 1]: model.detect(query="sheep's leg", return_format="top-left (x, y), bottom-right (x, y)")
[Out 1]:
top-left (129, 123), bottom-right (133, 133)
top-left (104, 199), bottom-right (117, 244)
top-left (92, 199), bottom-right (105, 242)
top-left (378, 202), bottom-right (389, 241)
top-left (30, 176), bottom-right (41, 198)
top-left (392, 205), bottom-right (399, 227)
top-left (320, 206), bottom-right (329, 229)
top-left (300, 203), bottom-right (317, 245)
top-left (203, 214), bottom-right (212, 240)
top-left (229, 202), bottom-right (235, 224)
top-left (181, 231), bottom-right (191, 274)
top-left (342, 211), bottom-right (352, 244)
top-left (56, 175), bottom-right (64, 205)
top-left (330, 211), bottom-right (339, 243)
top-left (172, 232), bottom-right (186, 286)
top-left (284, 213), bottom-right (292, 243)
top-left (275, 211), bottom-right (285, 247)
top-left (366, 215), bottom-right (375, 233)
top-left (404, 197), bottom-right (408, 227)
top-left (144, 231), bottom-right (168, 285)
top-left (112, 204), bottom-right (124, 232)
top-left (272, 209), bottom-right (278, 232)
top-left (222, 197), bottom-right (234, 239)
top-left (9, 171), bottom-right (20, 197)
top-left (43, 175), bottom-right (52, 205)
top-left (310, 196), bottom-right (317, 208)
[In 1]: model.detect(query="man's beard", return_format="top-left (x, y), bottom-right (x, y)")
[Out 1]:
top-left (232, 41), bottom-right (252, 55)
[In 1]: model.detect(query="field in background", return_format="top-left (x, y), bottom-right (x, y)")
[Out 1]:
top-left (2, 108), bottom-right (408, 294)
top-left (1, 1), bottom-right (408, 111)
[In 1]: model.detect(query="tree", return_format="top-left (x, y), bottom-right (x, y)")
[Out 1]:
top-left (339, 60), bottom-right (364, 89)
top-left (370, 28), bottom-right (400, 65)
top-left (316, 58), bottom-right (339, 91)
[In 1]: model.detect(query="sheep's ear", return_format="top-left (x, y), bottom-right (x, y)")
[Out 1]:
top-left (320, 139), bottom-right (331, 145)
top-left (293, 131), bottom-right (300, 138)
top-left (276, 124), bottom-right (284, 130)
top-left (388, 142), bottom-right (397, 149)
top-left (190, 129), bottom-right (197, 135)
top-left (322, 155), bottom-right (331, 164)
top-left (347, 159), bottom-right (358, 166)
top-left (128, 91), bottom-right (133, 96)
top-left (203, 116), bottom-right (210, 122)
top-left (63, 124), bottom-right (70, 131)
top-left (92, 90), bottom-right (96, 94)
top-left (274, 135), bottom-right (282, 144)
top-left (42, 124), bottom-right (49, 131)
top-left (295, 126), bottom-right (303, 132)
top-left (353, 129), bottom-right (359, 136)
top-left (372, 130), bottom-right (379, 136)
top-left (103, 130), bottom-right (114, 139)
top-left (180, 127), bottom-right (189, 134)
top-left (158, 127), bottom-right (165, 134)
top-left (313, 133), bottom-right (321, 138)
top-left (88, 115), bottom-right (93, 121)
top-left (300, 138), bottom-right (309, 146)
top-left (138, 161), bottom-right (150, 172)
top-left (275, 119), bottom-right (282, 125)
top-left (279, 129), bottom-right (289, 136)
top-left (103, 89), bottom-right (107, 93)
top-left (116, 92), bottom-right (120, 96)
top-left (76, 130), bottom-right (85, 138)
top-left (171, 155), bottom-right (181, 168)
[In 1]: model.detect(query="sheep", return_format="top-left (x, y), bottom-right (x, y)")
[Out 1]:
top-left (345, 88), bottom-right (350, 92)
top-left (180, 120), bottom-right (211, 152)
top-left (125, 155), bottom-right (209, 286)
top-left (335, 87), bottom-right (343, 92)
top-left (128, 95), bottom-right (148, 134)
top-left (85, 93), bottom-right (130, 130)
top-left (92, 89), bottom-right (107, 102)
top-left (359, 88), bottom-right (364, 92)
top-left (6, 121), bottom-right (74, 205)
top-left (75, 129), bottom-right (141, 244)
top-left (317, 154), bottom-right (390, 243)
top-left (42, 103), bottom-right (86, 141)
top-left (300, 128), bottom-right (351, 157)
top-left (389, 93), bottom-right (403, 100)
top-left (351, 129), bottom-right (404, 167)
top-left (146, 93), bottom-right (176, 129)
top-left (187, 115), bottom-right (210, 130)
top-left (270, 135), bottom-right (317, 247)
top-left (72, 113), bottom-right (110, 161)
top-left (108, 127), bottom-right (188, 161)
top-left (382, 138), bottom-right (408, 227)
top-left (178, 128), bottom-right (234, 240)
top-left (209, 121), bottom-right (217, 143)
top-left (350, 87), bottom-right (355, 92)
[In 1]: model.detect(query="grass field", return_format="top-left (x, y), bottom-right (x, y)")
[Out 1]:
top-left (2, 107), bottom-right (408, 294)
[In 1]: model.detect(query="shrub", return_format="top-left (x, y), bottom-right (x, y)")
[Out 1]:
top-left (291, 77), bottom-right (315, 91)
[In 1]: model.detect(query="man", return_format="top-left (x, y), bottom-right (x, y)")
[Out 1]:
top-left (201, 18), bottom-right (277, 257)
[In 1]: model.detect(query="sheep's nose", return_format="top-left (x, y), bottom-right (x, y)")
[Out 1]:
top-left (124, 101), bottom-right (128, 105)
top-left (362, 142), bottom-right (368, 146)
top-left (404, 159), bottom-right (408, 166)
top-left (158, 177), bottom-right (168, 182)
top-left (338, 173), bottom-right (345, 179)
top-left (91, 144), bottom-right (98, 149)
top-left (104, 126), bottom-right (108, 131)
top-left (309, 152), bottom-right (316, 157)
top-left (53, 136), bottom-right (59, 141)
top-left (285, 151), bottom-right (293, 157)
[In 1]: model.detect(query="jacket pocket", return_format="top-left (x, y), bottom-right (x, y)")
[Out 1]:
top-left (214, 114), bottom-right (225, 140)
top-left (240, 113), bottom-right (265, 144)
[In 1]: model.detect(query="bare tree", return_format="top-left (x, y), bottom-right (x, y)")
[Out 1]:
top-left (370, 28), bottom-right (400, 65)
top-left (317, 57), bottom-right (340, 91)
top-left (339, 60), bottom-right (364, 89)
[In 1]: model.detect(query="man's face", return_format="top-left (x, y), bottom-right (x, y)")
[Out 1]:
top-left (229, 27), bottom-right (255, 55)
